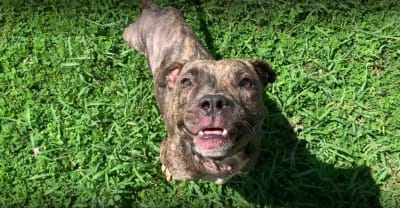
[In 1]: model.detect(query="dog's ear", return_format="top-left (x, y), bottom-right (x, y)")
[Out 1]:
top-left (156, 62), bottom-right (184, 89)
top-left (245, 60), bottom-right (276, 86)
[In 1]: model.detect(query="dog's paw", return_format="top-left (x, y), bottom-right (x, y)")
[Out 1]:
top-left (161, 164), bottom-right (173, 182)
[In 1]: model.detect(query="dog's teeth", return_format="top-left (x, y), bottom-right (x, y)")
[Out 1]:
top-left (223, 129), bottom-right (228, 136)
top-left (199, 131), bottom-right (204, 136)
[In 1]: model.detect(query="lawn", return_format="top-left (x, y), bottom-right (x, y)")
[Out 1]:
top-left (0, 0), bottom-right (399, 207)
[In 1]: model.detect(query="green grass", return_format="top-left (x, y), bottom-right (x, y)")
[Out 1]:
top-left (0, 0), bottom-right (399, 207)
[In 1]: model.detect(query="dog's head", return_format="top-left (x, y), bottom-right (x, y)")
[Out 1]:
top-left (156, 60), bottom-right (275, 159)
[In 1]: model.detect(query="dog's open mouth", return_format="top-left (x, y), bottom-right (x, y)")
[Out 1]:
top-left (184, 127), bottom-right (234, 158)
top-left (194, 128), bottom-right (228, 149)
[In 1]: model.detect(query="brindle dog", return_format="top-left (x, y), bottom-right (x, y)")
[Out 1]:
top-left (123, 0), bottom-right (275, 184)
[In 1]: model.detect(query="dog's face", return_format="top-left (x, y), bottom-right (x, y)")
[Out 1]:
top-left (157, 60), bottom-right (275, 159)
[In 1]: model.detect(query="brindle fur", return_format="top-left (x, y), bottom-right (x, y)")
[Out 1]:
top-left (123, 0), bottom-right (275, 184)
top-left (123, 1), bottom-right (213, 115)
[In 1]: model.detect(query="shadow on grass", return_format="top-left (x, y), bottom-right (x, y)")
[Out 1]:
top-left (189, 0), bottom-right (222, 59)
top-left (227, 97), bottom-right (382, 207)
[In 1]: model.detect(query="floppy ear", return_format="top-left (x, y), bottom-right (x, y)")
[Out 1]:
top-left (246, 60), bottom-right (276, 86)
top-left (156, 62), bottom-right (184, 89)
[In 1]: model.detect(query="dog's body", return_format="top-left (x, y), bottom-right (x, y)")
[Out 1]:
top-left (123, 0), bottom-right (275, 184)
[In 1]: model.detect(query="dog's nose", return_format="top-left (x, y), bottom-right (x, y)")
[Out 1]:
top-left (199, 95), bottom-right (231, 118)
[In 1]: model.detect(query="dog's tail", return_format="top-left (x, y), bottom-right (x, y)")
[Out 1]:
top-left (141, 0), bottom-right (157, 9)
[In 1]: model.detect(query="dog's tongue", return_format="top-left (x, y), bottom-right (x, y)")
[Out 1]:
top-left (194, 128), bottom-right (228, 149)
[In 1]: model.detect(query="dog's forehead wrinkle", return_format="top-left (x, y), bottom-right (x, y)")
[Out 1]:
top-left (180, 67), bottom-right (199, 79)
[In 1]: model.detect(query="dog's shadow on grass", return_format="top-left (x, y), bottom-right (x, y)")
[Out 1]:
top-left (227, 97), bottom-right (382, 207)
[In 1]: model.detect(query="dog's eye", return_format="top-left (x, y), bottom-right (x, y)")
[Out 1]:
top-left (239, 78), bottom-right (254, 90)
top-left (181, 78), bottom-right (193, 88)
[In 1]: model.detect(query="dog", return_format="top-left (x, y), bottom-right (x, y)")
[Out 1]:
top-left (123, 0), bottom-right (275, 184)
